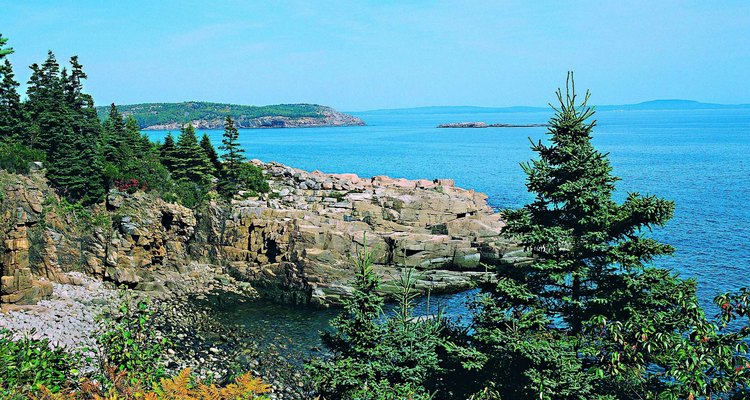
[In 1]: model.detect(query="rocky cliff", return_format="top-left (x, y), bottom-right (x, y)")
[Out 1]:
top-left (1, 163), bottom-right (530, 306)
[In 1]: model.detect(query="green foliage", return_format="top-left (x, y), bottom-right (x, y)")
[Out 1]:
top-left (0, 329), bottom-right (80, 396)
top-left (24, 52), bottom-right (104, 204)
top-left (94, 101), bottom-right (324, 128)
top-left (308, 238), bottom-right (443, 399)
top-left (200, 133), bottom-right (222, 175)
top-left (173, 123), bottom-right (215, 184)
top-left (0, 58), bottom-right (25, 141)
top-left (0, 141), bottom-right (45, 174)
top-left (97, 294), bottom-right (168, 386)
top-left (453, 73), bottom-right (750, 399)
top-left (217, 116), bottom-right (246, 198)
top-left (101, 104), bottom-right (172, 194)
top-left (236, 162), bottom-right (270, 195)
top-left (0, 33), bottom-right (13, 58)
top-left (160, 131), bottom-right (179, 172)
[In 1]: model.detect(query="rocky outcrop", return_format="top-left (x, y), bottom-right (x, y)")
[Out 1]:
top-left (1, 162), bottom-right (529, 306)
top-left (195, 162), bottom-right (527, 305)
top-left (0, 173), bottom-right (57, 305)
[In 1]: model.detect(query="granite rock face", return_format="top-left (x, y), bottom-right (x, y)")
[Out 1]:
top-left (1, 162), bottom-right (530, 306)
top-left (0, 173), bottom-right (57, 304)
top-left (196, 162), bottom-right (527, 305)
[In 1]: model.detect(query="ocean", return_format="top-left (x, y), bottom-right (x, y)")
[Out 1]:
top-left (146, 106), bottom-right (750, 354)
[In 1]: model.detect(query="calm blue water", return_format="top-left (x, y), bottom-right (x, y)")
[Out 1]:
top-left (151, 107), bottom-right (750, 353)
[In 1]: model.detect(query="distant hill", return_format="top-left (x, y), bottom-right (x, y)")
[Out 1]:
top-left (360, 100), bottom-right (750, 114)
top-left (597, 99), bottom-right (750, 111)
top-left (96, 102), bottom-right (365, 130)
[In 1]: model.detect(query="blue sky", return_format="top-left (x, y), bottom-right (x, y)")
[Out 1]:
top-left (1, 1), bottom-right (748, 110)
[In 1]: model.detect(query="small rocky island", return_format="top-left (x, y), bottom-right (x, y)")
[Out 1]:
top-left (437, 122), bottom-right (549, 128)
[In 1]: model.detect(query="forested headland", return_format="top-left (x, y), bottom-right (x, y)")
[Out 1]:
top-left (95, 102), bottom-right (365, 130)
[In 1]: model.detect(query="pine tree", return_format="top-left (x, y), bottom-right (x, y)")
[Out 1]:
top-left (460, 73), bottom-right (750, 399)
top-left (101, 103), bottom-right (129, 167)
top-left (218, 116), bottom-right (246, 197)
top-left (0, 59), bottom-right (24, 141)
top-left (25, 51), bottom-right (68, 153)
top-left (125, 116), bottom-right (149, 156)
top-left (53, 56), bottom-right (104, 203)
top-left (0, 33), bottom-right (12, 59)
top-left (21, 53), bottom-right (104, 203)
top-left (160, 132), bottom-right (179, 172)
top-left (199, 133), bottom-right (222, 175)
top-left (308, 241), bottom-right (442, 400)
top-left (173, 123), bottom-right (213, 184)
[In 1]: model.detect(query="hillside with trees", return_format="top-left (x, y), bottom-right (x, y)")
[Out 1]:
top-left (0, 36), bottom-right (268, 208)
top-left (95, 102), bottom-right (365, 130)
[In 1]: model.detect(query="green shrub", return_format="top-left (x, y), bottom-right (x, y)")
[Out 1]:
top-left (97, 295), bottom-right (167, 386)
top-left (0, 141), bottom-right (45, 174)
top-left (0, 329), bottom-right (80, 396)
top-left (237, 163), bottom-right (269, 194)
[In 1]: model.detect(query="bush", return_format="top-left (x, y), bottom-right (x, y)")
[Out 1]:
top-left (97, 295), bottom-right (167, 386)
top-left (0, 141), bottom-right (45, 174)
top-left (0, 329), bottom-right (80, 396)
top-left (237, 163), bottom-right (269, 194)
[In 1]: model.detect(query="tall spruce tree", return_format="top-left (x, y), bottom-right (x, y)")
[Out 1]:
top-left (0, 59), bottom-right (24, 141)
top-left (173, 123), bottom-right (213, 184)
top-left (160, 132), bottom-right (179, 172)
top-left (54, 56), bottom-right (103, 203)
top-left (101, 103), bottom-right (129, 167)
top-left (218, 116), bottom-right (246, 197)
top-left (458, 73), bottom-right (750, 399)
top-left (25, 51), bottom-right (68, 153)
top-left (199, 133), bottom-right (222, 175)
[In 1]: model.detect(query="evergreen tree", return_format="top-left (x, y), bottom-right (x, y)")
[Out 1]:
top-left (52, 56), bottom-right (104, 203)
top-left (173, 123), bottom-right (213, 184)
top-left (199, 133), bottom-right (222, 175)
top-left (0, 59), bottom-right (24, 141)
top-left (125, 116), bottom-right (150, 156)
top-left (458, 73), bottom-right (750, 399)
top-left (21, 53), bottom-right (104, 203)
top-left (101, 103), bottom-right (129, 167)
top-left (217, 116), bottom-right (245, 196)
top-left (0, 33), bottom-right (12, 59)
top-left (160, 132), bottom-right (179, 172)
top-left (308, 240), bottom-right (443, 400)
top-left (25, 51), bottom-right (67, 153)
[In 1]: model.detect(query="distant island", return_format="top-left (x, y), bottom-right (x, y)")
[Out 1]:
top-left (363, 99), bottom-right (750, 115)
top-left (95, 102), bottom-right (365, 130)
top-left (437, 122), bottom-right (549, 128)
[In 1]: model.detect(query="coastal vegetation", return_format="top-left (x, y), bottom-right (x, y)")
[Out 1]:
top-left (0, 36), bottom-right (268, 208)
top-left (305, 75), bottom-right (750, 399)
top-left (2, 32), bottom-right (750, 400)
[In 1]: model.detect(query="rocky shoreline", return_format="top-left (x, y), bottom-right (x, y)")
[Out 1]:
top-left (0, 160), bottom-right (532, 398)
top-left (0, 271), bottom-right (308, 399)
top-left (1, 161), bottom-right (530, 308)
